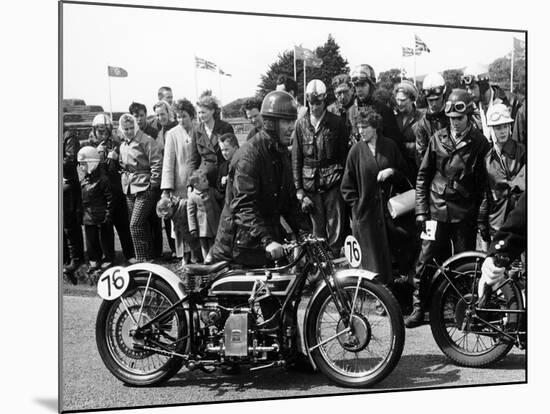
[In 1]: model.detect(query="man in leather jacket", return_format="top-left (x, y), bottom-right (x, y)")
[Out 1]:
top-left (292, 79), bottom-right (348, 256)
top-left (414, 72), bottom-right (449, 166)
top-left (405, 89), bottom-right (491, 328)
top-left (327, 74), bottom-right (356, 145)
top-left (211, 90), bottom-right (310, 267)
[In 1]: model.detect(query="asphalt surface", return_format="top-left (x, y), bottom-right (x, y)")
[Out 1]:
top-left (61, 290), bottom-right (526, 412)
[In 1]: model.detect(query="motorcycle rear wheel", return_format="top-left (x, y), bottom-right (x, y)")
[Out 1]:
top-left (429, 261), bottom-right (520, 367)
top-left (96, 274), bottom-right (188, 386)
top-left (306, 279), bottom-right (405, 388)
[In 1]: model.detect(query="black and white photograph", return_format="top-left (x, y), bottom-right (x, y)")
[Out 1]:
top-left (57, 0), bottom-right (532, 412)
top-left (7, 1), bottom-right (550, 413)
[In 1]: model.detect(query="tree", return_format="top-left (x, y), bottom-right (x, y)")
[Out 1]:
top-left (489, 56), bottom-right (526, 97)
top-left (442, 69), bottom-right (464, 90)
top-left (257, 34), bottom-right (349, 105)
top-left (375, 68), bottom-right (403, 108)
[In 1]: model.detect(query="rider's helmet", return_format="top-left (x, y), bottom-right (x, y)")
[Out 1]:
top-left (305, 79), bottom-right (327, 104)
top-left (77, 146), bottom-right (101, 174)
top-left (351, 64), bottom-right (376, 86)
top-left (486, 103), bottom-right (513, 127)
top-left (260, 90), bottom-right (298, 121)
top-left (444, 89), bottom-right (475, 118)
top-left (422, 72), bottom-right (447, 100)
top-left (461, 64), bottom-right (491, 96)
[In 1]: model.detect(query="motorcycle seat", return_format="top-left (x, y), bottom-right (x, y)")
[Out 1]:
top-left (183, 261), bottom-right (230, 276)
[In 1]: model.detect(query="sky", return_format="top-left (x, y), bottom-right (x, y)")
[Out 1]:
top-left (63, 1), bottom-right (525, 113)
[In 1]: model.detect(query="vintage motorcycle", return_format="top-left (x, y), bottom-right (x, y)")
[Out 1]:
top-left (95, 235), bottom-right (405, 388)
top-left (427, 251), bottom-right (526, 367)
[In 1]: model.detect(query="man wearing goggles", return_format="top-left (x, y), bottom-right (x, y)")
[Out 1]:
top-left (291, 79), bottom-right (349, 256)
top-left (478, 103), bottom-right (526, 244)
top-left (414, 72), bottom-right (449, 166)
top-left (460, 66), bottom-right (521, 140)
top-left (347, 64), bottom-right (404, 154)
top-left (327, 74), bottom-right (355, 143)
top-left (406, 88), bottom-right (491, 328)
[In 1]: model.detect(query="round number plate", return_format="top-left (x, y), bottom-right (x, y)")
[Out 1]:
top-left (97, 266), bottom-right (130, 300)
top-left (344, 235), bottom-right (362, 268)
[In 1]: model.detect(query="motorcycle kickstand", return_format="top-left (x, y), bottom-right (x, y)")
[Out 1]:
top-left (250, 361), bottom-right (286, 371)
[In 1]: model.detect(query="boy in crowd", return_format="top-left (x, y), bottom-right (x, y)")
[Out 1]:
top-left (215, 133), bottom-right (240, 206)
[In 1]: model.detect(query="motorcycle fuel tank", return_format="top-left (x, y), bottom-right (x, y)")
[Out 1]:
top-left (209, 272), bottom-right (296, 297)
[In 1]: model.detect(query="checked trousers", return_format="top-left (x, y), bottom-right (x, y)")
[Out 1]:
top-left (126, 189), bottom-right (157, 262)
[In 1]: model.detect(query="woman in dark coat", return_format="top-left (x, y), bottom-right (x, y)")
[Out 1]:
top-left (189, 93), bottom-right (234, 188)
top-left (340, 110), bottom-right (409, 284)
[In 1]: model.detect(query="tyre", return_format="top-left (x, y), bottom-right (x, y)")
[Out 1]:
top-left (306, 278), bottom-right (405, 388)
top-left (429, 261), bottom-right (520, 367)
top-left (96, 274), bottom-right (188, 386)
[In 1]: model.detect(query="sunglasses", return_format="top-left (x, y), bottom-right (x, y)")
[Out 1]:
top-left (444, 101), bottom-right (469, 113)
top-left (423, 86), bottom-right (445, 97)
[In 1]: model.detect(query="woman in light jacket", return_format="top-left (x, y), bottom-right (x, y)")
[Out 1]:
top-left (161, 99), bottom-right (200, 261)
top-left (118, 113), bottom-right (163, 262)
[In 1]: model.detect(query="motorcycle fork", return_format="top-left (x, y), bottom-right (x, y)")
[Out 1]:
top-left (319, 263), bottom-right (352, 325)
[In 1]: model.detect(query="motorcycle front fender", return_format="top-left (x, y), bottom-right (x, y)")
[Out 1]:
top-left (428, 250), bottom-right (487, 298)
top-left (301, 268), bottom-right (379, 370)
top-left (125, 263), bottom-right (187, 300)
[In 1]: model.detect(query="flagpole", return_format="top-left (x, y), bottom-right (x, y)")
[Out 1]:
top-left (218, 69), bottom-right (223, 120)
top-left (303, 59), bottom-right (306, 107)
top-left (510, 38), bottom-right (515, 93)
top-left (294, 46), bottom-right (297, 81)
top-left (107, 66), bottom-right (113, 120)
top-left (194, 56), bottom-right (199, 103)
top-left (413, 36), bottom-right (417, 88)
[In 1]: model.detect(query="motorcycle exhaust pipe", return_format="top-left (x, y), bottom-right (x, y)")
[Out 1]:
top-left (206, 344), bottom-right (280, 353)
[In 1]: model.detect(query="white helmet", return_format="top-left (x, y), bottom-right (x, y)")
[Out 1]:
top-left (92, 113), bottom-right (113, 128)
top-left (486, 103), bottom-right (513, 126)
top-left (422, 72), bottom-right (446, 99)
top-left (77, 146), bottom-right (100, 163)
top-left (305, 79), bottom-right (327, 102)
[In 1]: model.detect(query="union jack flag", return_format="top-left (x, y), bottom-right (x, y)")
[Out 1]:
top-left (415, 35), bottom-right (431, 53)
top-left (195, 56), bottom-right (217, 71)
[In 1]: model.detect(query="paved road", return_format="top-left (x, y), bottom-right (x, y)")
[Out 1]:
top-left (61, 293), bottom-right (525, 412)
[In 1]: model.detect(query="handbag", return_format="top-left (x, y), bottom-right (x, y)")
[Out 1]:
top-left (387, 178), bottom-right (415, 219)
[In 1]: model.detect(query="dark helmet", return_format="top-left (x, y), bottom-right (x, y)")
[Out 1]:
top-left (351, 64), bottom-right (376, 86)
top-left (260, 90), bottom-right (298, 121)
top-left (444, 89), bottom-right (475, 117)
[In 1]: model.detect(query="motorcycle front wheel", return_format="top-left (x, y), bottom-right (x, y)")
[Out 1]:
top-left (429, 261), bottom-right (520, 367)
top-left (96, 274), bottom-right (188, 386)
top-left (306, 278), bottom-right (405, 388)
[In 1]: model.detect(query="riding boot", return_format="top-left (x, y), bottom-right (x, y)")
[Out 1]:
top-left (404, 278), bottom-right (425, 328)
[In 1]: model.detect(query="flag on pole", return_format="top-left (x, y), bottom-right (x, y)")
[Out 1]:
top-left (402, 47), bottom-right (414, 57)
top-left (513, 37), bottom-right (525, 59)
top-left (107, 65), bottom-right (128, 77)
top-left (195, 56), bottom-right (218, 71)
top-left (294, 45), bottom-right (322, 67)
top-left (415, 34), bottom-right (431, 53)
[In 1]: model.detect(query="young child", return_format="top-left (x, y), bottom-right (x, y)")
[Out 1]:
top-left (77, 146), bottom-right (114, 271)
top-left (215, 133), bottom-right (240, 206)
top-left (187, 169), bottom-right (221, 261)
top-left (156, 196), bottom-right (200, 267)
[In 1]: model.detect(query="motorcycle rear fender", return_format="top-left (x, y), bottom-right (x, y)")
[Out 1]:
top-left (301, 268), bottom-right (378, 370)
top-left (428, 250), bottom-right (486, 297)
top-left (125, 263), bottom-right (187, 300)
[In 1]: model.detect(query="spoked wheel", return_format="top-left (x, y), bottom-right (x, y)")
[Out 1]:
top-left (429, 261), bottom-right (521, 367)
top-left (96, 274), bottom-right (188, 386)
top-left (306, 279), bottom-right (405, 388)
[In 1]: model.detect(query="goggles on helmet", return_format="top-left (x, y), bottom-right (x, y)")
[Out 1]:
top-left (444, 101), bottom-right (469, 114)
top-left (423, 86), bottom-right (445, 98)
top-left (351, 77), bottom-right (370, 87)
top-left (461, 75), bottom-right (477, 86)
top-left (488, 111), bottom-right (512, 123)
